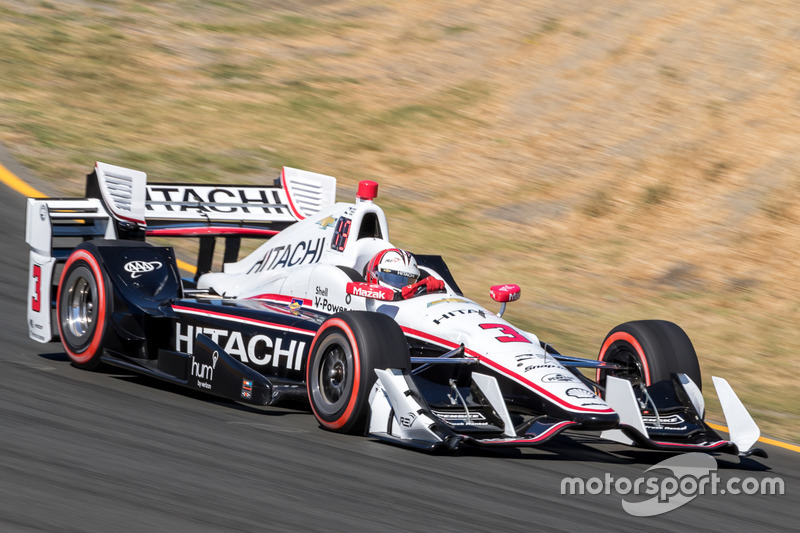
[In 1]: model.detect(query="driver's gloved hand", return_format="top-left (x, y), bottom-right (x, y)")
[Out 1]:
top-left (401, 277), bottom-right (445, 299)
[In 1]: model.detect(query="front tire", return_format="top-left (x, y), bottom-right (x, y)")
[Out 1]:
top-left (306, 312), bottom-right (410, 434)
top-left (596, 320), bottom-right (702, 392)
top-left (56, 247), bottom-right (111, 370)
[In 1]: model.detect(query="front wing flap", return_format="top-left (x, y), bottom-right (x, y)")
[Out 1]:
top-left (600, 374), bottom-right (767, 458)
top-left (367, 368), bottom-right (578, 451)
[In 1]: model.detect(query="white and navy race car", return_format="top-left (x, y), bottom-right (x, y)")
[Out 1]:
top-left (25, 162), bottom-right (766, 456)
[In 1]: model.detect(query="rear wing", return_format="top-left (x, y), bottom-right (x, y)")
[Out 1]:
top-left (25, 161), bottom-right (337, 343)
top-left (85, 161), bottom-right (337, 233)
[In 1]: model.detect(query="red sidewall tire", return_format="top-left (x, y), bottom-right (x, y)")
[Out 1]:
top-left (306, 318), bottom-right (362, 432)
top-left (596, 320), bottom-right (701, 394)
top-left (57, 249), bottom-right (108, 369)
top-left (306, 312), bottom-right (410, 435)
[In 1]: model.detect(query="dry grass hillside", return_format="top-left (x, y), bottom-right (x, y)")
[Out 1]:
top-left (1, 1), bottom-right (798, 441)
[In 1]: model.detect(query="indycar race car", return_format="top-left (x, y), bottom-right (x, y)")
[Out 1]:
top-left (25, 162), bottom-right (766, 457)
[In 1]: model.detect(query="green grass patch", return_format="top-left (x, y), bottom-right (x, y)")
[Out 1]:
top-left (443, 25), bottom-right (475, 35)
top-left (206, 62), bottom-right (265, 81)
top-left (377, 80), bottom-right (491, 127)
top-left (181, 14), bottom-right (350, 38)
top-left (582, 189), bottom-right (611, 217)
top-left (642, 183), bottom-right (672, 205)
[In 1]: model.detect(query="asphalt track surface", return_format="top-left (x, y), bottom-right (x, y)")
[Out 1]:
top-left (1, 160), bottom-right (798, 532)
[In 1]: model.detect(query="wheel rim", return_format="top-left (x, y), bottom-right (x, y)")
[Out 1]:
top-left (310, 332), bottom-right (354, 417)
top-left (66, 276), bottom-right (94, 339)
top-left (602, 346), bottom-right (646, 389)
top-left (321, 347), bottom-right (347, 404)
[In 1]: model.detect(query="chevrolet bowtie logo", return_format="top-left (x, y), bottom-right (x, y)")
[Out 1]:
top-left (317, 215), bottom-right (336, 229)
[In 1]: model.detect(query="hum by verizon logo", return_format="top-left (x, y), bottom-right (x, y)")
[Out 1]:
top-left (191, 351), bottom-right (219, 389)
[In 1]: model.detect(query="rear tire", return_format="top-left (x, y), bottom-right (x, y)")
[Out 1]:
top-left (306, 312), bottom-right (410, 434)
top-left (597, 320), bottom-right (701, 392)
top-left (56, 247), bottom-right (111, 370)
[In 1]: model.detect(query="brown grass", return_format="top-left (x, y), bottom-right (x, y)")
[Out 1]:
top-left (1, 0), bottom-right (799, 442)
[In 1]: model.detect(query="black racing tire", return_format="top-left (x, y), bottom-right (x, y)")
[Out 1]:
top-left (56, 247), bottom-right (111, 370)
top-left (596, 320), bottom-right (701, 393)
top-left (306, 311), bottom-right (411, 434)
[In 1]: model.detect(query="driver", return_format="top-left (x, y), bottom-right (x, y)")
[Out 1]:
top-left (365, 248), bottom-right (445, 299)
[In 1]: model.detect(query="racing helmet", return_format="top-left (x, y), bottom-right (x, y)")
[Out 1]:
top-left (366, 248), bottom-right (420, 290)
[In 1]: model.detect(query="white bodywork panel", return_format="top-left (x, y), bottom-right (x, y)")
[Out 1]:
top-left (370, 368), bottom-right (442, 444)
top-left (600, 376), bottom-right (648, 445)
top-left (713, 376), bottom-right (760, 453)
top-left (678, 373), bottom-right (705, 418)
top-left (25, 197), bottom-right (116, 343)
top-left (471, 373), bottom-right (517, 437)
top-left (95, 162), bottom-right (148, 227)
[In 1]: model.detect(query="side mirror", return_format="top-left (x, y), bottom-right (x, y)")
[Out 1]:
top-left (489, 284), bottom-right (521, 317)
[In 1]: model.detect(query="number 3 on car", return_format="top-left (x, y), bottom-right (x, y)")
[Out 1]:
top-left (480, 323), bottom-right (532, 344)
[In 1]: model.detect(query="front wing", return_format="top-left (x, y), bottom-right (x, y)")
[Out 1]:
top-left (367, 367), bottom-right (767, 457)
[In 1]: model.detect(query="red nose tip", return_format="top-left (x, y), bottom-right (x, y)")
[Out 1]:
top-left (357, 180), bottom-right (378, 201)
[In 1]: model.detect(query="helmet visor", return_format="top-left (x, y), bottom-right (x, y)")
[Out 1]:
top-left (377, 269), bottom-right (419, 289)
